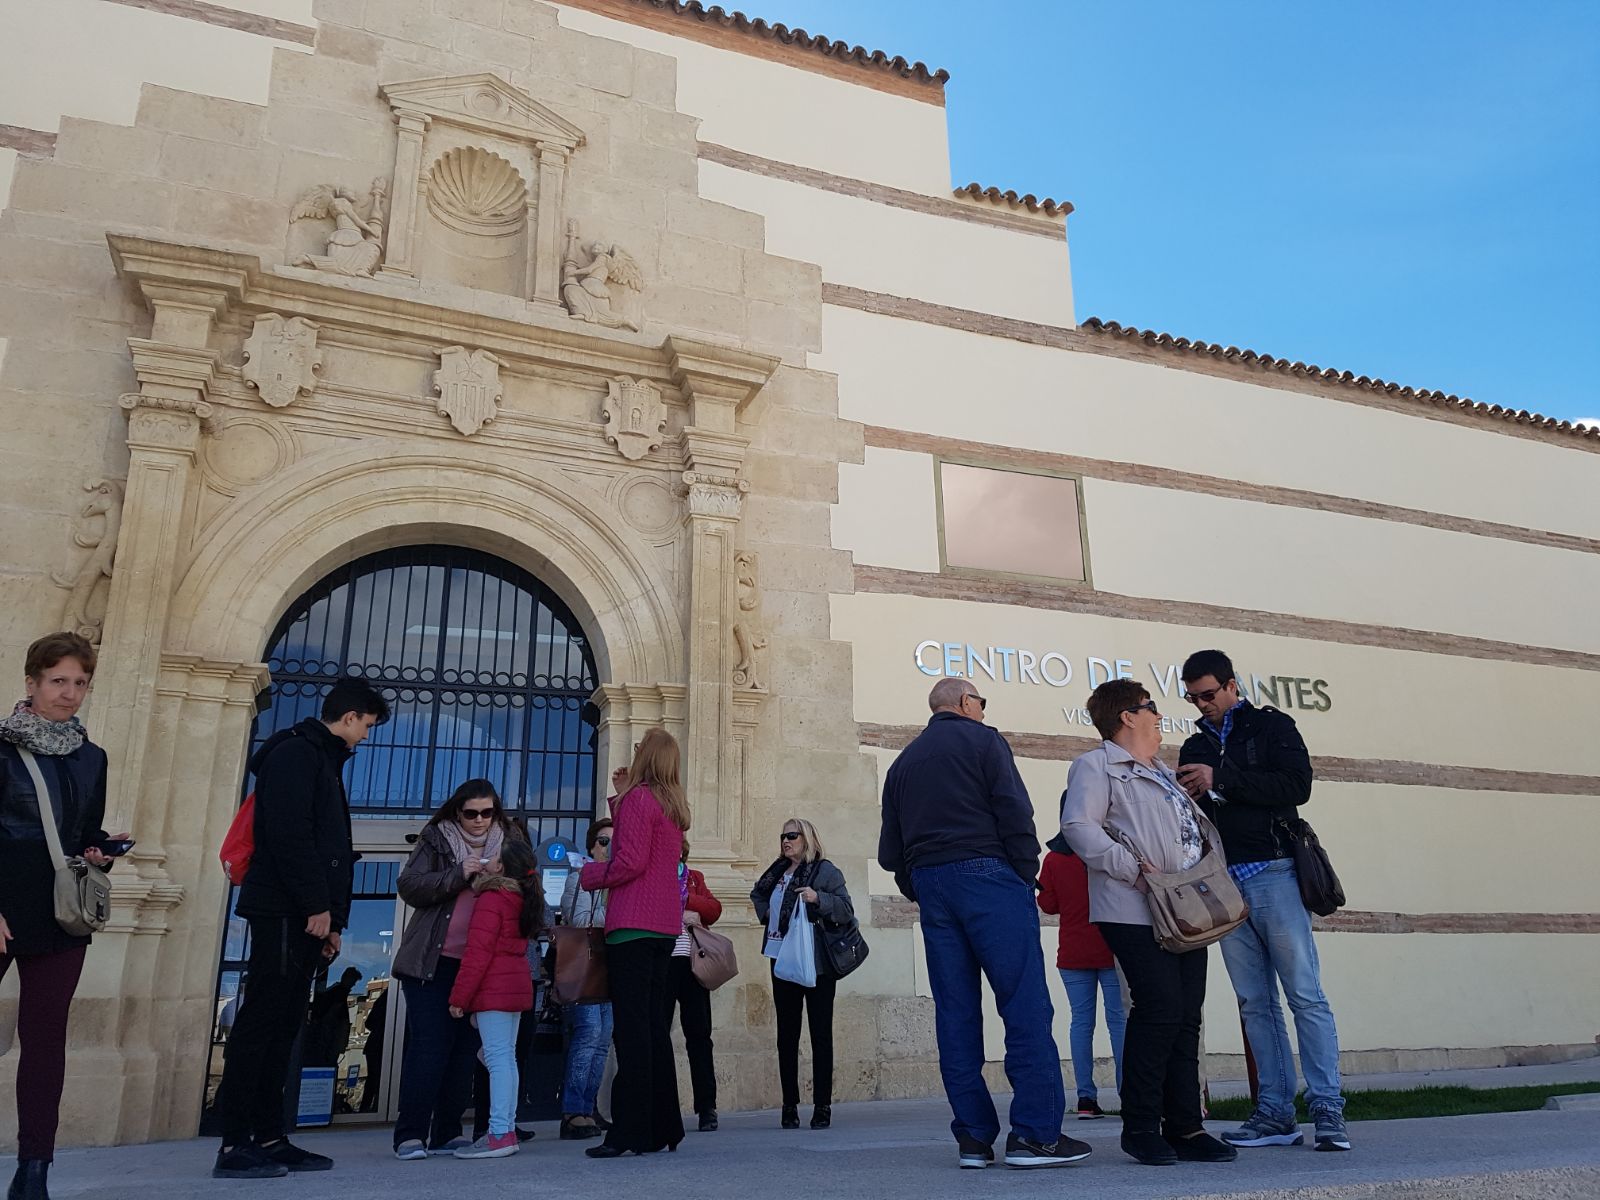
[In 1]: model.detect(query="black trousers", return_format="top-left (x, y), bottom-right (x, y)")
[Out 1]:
top-left (605, 937), bottom-right (684, 1152)
top-left (216, 917), bottom-right (324, 1146)
top-left (667, 953), bottom-right (717, 1115)
top-left (394, 956), bottom-right (481, 1149)
top-left (771, 963), bottom-right (835, 1107)
top-left (1097, 921), bottom-right (1207, 1137)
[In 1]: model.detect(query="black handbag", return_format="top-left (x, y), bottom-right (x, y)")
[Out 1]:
top-left (818, 916), bottom-right (870, 979)
top-left (1277, 815), bottom-right (1345, 916)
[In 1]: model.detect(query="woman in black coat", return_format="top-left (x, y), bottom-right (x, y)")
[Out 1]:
top-left (750, 817), bottom-right (854, 1131)
top-left (0, 633), bottom-right (128, 1200)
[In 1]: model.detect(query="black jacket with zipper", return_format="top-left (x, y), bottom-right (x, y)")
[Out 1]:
top-left (1178, 700), bottom-right (1313, 866)
top-left (235, 718), bottom-right (356, 932)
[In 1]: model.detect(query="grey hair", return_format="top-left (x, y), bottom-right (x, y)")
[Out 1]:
top-left (928, 677), bottom-right (974, 712)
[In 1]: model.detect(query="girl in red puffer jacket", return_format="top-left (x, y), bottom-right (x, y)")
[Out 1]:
top-left (448, 838), bottom-right (543, 1160)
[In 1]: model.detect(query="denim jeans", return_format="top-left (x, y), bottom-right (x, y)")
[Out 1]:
top-left (1220, 859), bottom-right (1345, 1120)
top-left (913, 857), bottom-right (1065, 1145)
top-left (394, 957), bottom-right (481, 1149)
top-left (475, 1011), bottom-right (521, 1137)
top-left (1058, 966), bottom-right (1125, 1101)
top-left (562, 1002), bottom-right (614, 1116)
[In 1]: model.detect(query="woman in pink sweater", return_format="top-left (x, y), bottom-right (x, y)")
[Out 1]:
top-left (578, 727), bottom-right (690, 1158)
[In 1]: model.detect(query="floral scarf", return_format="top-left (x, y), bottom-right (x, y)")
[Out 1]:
top-left (0, 698), bottom-right (85, 757)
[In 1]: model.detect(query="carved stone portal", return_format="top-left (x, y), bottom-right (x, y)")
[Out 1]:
top-left (241, 314), bottom-right (322, 409)
top-left (433, 346), bottom-right (506, 437)
top-left (52, 478), bottom-right (125, 644)
top-left (732, 549), bottom-right (769, 693)
top-left (562, 220), bottom-right (643, 332)
top-left (603, 376), bottom-right (667, 461)
top-left (289, 179), bottom-right (389, 277)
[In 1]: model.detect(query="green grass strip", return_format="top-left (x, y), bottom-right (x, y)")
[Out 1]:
top-left (1205, 1081), bottom-right (1600, 1123)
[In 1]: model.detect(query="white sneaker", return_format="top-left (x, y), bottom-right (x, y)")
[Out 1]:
top-left (394, 1140), bottom-right (428, 1161)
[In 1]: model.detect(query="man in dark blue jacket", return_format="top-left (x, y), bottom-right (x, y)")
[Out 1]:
top-left (213, 677), bottom-right (388, 1181)
top-left (879, 678), bottom-right (1089, 1171)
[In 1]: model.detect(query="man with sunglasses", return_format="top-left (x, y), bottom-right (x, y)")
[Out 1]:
top-left (1175, 650), bottom-right (1350, 1153)
top-left (879, 677), bottom-right (1090, 1171)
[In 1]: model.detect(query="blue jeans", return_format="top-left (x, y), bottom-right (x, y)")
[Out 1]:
top-left (561, 1002), bottom-right (614, 1116)
top-left (1220, 859), bottom-right (1345, 1120)
top-left (1058, 967), bottom-right (1125, 1101)
top-left (475, 1010), bottom-right (521, 1137)
top-left (913, 857), bottom-right (1065, 1145)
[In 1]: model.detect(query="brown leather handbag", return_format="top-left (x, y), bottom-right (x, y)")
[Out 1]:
top-left (548, 925), bottom-right (608, 1005)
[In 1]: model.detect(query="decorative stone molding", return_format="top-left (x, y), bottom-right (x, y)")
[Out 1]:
top-left (288, 179), bottom-right (389, 277)
top-left (53, 478), bottom-right (125, 645)
top-left (379, 74), bottom-right (586, 303)
top-left (562, 220), bottom-right (644, 332)
top-left (682, 470), bottom-right (749, 519)
top-left (731, 549), bottom-right (769, 693)
top-left (433, 346), bottom-right (506, 437)
top-left (119, 392), bottom-right (219, 444)
top-left (603, 376), bottom-right (667, 461)
top-left (241, 314), bottom-right (322, 409)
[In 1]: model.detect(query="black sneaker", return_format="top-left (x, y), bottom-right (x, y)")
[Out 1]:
top-left (212, 1144), bottom-right (288, 1179)
top-left (1167, 1131), bottom-right (1238, 1162)
top-left (1121, 1130), bottom-right (1178, 1166)
top-left (1003, 1132), bottom-right (1092, 1168)
top-left (255, 1138), bottom-right (333, 1172)
top-left (698, 1110), bottom-right (718, 1132)
top-left (1075, 1096), bottom-right (1105, 1119)
top-left (956, 1134), bottom-right (994, 1169)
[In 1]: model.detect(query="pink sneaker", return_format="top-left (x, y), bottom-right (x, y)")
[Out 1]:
top-left (453, 1132), bottom-right (519, 1159)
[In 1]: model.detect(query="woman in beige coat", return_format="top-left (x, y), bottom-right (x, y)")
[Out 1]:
top-left (1059, 679), bottom-right (1235, 1169)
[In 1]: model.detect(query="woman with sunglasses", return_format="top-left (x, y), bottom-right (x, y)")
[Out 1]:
top-left (557, 815), bottom-right (615, 1140)
top-left (391, 780), bottom-right (526, 1160)
top-left (750, 818), bottom-right (854, 1130)
top-left (1059, 681), bottom-right (1235, 1168)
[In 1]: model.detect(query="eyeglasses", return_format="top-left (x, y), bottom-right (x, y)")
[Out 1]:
top-left (1182, 686), bottom-right (1225, 705)
top-left (1123, 700), bottom-right (1160, 718)
top-left (964, 693), bottom-right (987, 711)
top-left (461, 807), bottom-right (495, 820)
top-left (594, 836), bottom-right (611, 848)
top-left (780, 831), bottom-right (803, 841)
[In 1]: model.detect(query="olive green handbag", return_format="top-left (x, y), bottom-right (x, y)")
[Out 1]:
top-left (17, 747), bottom-right (112, 936)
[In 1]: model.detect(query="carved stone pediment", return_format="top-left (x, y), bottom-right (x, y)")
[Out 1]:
top-left (380, 73), bottom-right (586, 153)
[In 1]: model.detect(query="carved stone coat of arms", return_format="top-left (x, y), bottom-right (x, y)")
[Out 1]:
top-left (242, 314), bottom-right (322, 409)
top-left (433, 346), bottom-right (506, 437)
top-left (603, 377), bottom-right (667, 461)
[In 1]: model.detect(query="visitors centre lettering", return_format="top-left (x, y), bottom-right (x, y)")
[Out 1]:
top-left (913, 640), bottom-right (1332, 734)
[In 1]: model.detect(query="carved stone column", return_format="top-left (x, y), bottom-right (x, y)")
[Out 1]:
top-left (382, 107), bottom-right (429, 278)
top-left (532, 145), bottom-right (569, 306)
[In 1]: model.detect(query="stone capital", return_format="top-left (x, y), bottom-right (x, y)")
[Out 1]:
top-left (119, 392), bottom-right (218, 452)
top-left (682, 470), bottom-right (749, 520)
top-left (126, 338), bottom-right (222, 407)
top-left (667, 335), bottom-right (780, 433)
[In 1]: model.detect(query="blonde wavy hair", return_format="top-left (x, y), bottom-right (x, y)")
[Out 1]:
top-left (621, 726), bottom-right (691, 832)
top-left (781, 817), bottom-right (825, 864)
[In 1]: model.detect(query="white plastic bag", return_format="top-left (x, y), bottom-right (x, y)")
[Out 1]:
top-left (772, 905), bottom-right (817, 988)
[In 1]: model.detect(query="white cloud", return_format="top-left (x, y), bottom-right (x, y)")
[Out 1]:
top-left (1575, 416), bottom-right (1600, 429)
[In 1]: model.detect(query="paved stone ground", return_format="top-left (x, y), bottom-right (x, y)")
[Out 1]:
top-left (37, 1077), bottom-right (1600, 1200)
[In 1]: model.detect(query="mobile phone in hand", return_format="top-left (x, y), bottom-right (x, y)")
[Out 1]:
top-left (92, 838), bottom-right (136, 857)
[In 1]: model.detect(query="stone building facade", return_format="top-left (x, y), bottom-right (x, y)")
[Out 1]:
top-left (1, 0), bottom-right (1596, 1150)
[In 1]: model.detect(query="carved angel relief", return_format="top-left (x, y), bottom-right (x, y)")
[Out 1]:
top-left (53, 479), bottom-right (124, 644)
top-left (732, 550), bottom-right (770, 693)
top-left (433, 346), bottom-right (506, 437)
top-left (289, 179), bottom-right (389, 277)
top-left (242, 315), bottom-right (322, 409)
top-left (561, 219), bottom-right (643, 331)
top-left (603, 377), bottom-right (667, 461)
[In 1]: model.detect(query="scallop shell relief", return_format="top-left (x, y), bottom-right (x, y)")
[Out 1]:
top-left (427, 147), bottom-right (527, 235)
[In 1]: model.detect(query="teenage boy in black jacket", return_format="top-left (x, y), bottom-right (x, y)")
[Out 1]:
top-left (213, 678), bottom-right (388, 1181)
top-left (879, 678), bottom-right (1089, 1171)
top-left (1176, 650), bottom-right (1350, 1153)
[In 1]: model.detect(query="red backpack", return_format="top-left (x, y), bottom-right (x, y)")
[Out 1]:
top-left (220, 793), bottom-right (257, 885)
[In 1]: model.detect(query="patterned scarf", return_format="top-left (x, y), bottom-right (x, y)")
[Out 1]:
top-left (0, 698), bottom-right (85, 757)
top-left (439, 815), bottom-right (505, 867)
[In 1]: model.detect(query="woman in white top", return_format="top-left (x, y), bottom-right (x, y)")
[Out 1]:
top-left (1059, 679), bottom-right (1235, 1169)
top-left (749, 818), bottom-right (852, 1131)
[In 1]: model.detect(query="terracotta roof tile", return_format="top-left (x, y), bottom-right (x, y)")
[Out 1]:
top-left (611, 1), bottom-right (949, 87)
top-left (1080, 318), bottom-right (1600, 444)
top-left (954, 183), bottom-right (1073, 218)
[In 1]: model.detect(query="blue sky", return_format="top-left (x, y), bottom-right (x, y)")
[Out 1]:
top-left (762, 1), bottom-right (1600, 425)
